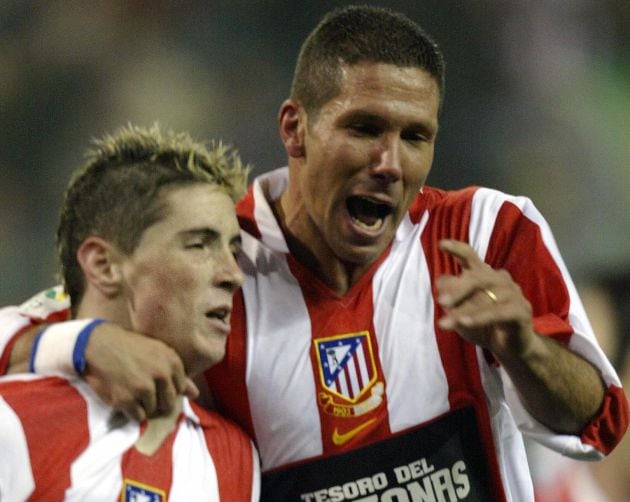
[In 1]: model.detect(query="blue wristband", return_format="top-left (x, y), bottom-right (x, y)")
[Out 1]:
top-left (72, 319), bottom-right (106, 375)
top-left (28, 327), bottom-right (49, 373)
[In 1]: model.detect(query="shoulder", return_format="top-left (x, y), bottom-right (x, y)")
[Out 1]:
top-left (414, 185), bottom-right (532, 210)
top-left (407, 186), bottom-right (478, 222)
top-left (420, 185), bottom-right (480, 206)
top-left (0, 374), bottom-right (88, 444)
top-left (409, 185), bottom-right (538, 223)
top-left (0, 374), bottom-right (91, 422)
top-left (17, 286), bottom-right (72, 322)
top-left (0, 373), bottom-right (74, 396)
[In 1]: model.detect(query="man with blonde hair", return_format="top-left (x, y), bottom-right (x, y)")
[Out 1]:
top-left (0, 124), bottom-right (259, 500)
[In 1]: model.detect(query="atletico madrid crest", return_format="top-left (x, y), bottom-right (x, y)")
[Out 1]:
top-left (121, 479), bottom-right (165, 501)
top-left (315, 331), bottom-right (378, 402)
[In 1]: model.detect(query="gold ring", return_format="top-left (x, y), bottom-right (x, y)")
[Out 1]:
top-left (482, 288), bottom-right (498, 303)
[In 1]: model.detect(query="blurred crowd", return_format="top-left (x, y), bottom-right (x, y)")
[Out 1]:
top-left (531, 271), bottom-right (630, 501)
top-left (2, 0), bottom-right (628, 304)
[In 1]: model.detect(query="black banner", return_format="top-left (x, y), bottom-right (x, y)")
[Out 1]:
top-left (261, 406), bottom-right (494, 501)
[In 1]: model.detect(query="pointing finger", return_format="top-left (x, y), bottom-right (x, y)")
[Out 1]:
top-left (438, 239), bottom-right (484, 270)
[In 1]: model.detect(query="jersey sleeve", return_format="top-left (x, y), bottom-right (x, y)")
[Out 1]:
top-left (0, 307), bottom-right (34, 374)
top-left (470, 188), bottom-right (628, 459)
top-left (0, 286), bottom-right (71, 374)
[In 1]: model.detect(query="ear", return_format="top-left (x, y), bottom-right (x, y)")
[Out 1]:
top-left (76, 236), bottom-right (124, 298)
top-left (278, 99), bottom-right (306, 159)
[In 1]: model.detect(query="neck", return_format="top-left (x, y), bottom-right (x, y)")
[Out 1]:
top-left (273, 190), bottom-right (369, 296)
top-left (135, 397), bottom-right (183, 455)
top-left (74, 287), bottom-right (131, 325)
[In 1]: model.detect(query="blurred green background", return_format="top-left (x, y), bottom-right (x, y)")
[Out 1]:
top-left (1, 0), bottom-right (629, 304)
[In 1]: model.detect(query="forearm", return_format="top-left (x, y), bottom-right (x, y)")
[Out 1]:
top-left (497, 331), bottom-right (606, 434)
top-left (6, 325), bottom-right (41, 374)
top-left (6, 319), bottom-right (196, 419)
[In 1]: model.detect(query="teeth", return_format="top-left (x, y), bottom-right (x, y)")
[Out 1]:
top-left (352, 216), bottom-right (384, 231)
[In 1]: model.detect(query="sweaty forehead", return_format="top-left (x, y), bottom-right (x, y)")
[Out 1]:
top-left (344, 61), bottom-right (436, 88)
top-left (322, 63), bottom-right (440, 125)
top-left (334, 63), bottom-right (438, 102)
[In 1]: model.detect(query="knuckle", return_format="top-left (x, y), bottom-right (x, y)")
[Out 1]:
top-left (153, 373), bottom-right (170, 385)
top-left (134, 385), bottom-right (154, 402)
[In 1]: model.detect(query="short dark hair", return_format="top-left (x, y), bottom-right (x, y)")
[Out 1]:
top-left (290, 5), bottom-right (445, 115)
top-left (57, 123), bottom-right (249, 310)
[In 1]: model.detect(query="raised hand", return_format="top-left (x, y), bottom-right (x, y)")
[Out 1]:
top-left (436, 239), bottom-right (536, 359)
top-left (435, 239), bottom-right (604, 433)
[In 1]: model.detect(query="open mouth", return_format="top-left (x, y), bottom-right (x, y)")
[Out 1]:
top-left (346, 196), bottom-right (393, 231)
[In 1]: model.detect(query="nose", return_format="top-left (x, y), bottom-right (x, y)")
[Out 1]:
top-left (370, 136), bottom-right (402, 183)
top-left (214, 249), bottom-right (244, 293)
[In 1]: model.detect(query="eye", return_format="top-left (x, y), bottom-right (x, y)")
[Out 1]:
top-left (401, 130), bottom-right (429, 143)
top-left (182, 229), bottom-right (220, 252)
top-left (185, 237), bottom-right (212, 250)
top-left (186, 241), bottom-right (207, 250)
top-left (349, 123), bottom-right (381, 137)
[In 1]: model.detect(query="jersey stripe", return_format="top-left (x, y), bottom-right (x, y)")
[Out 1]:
top-left (192, 398), bottom-right (259, 500)
top-left (0, 389), bottom-right (35, 499)
top-left (240, 234), bottom-right (322, 469)
top-left (292, 253), bottom-right (392, 454)
top-left (119, 425), bottom-right (174, 499)
top-left (170, 405), bottom-right (220, 501)
top-left (1, 376), bottom-right (90, 499)
top-left (373, 211), bottom-right (451, 432)
top-left (481, 190), bottom-right (626, 458)
top-left (419, 187), bottom-right (509, 501)
top-left (65, 381), bottom-right (135, 500)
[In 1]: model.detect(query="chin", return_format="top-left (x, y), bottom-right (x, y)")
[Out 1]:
top-left (198, 338), bottom-right (228, 368)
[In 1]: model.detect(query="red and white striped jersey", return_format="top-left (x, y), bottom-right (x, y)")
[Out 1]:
top-left (0, 373), bottom-right (260, 501)
top-left (205, 168), bottom-right (628, 501)
top-left (0, 168), bottom-right (627, 501)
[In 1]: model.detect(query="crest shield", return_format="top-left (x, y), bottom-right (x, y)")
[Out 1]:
top-left (315, 331), bottom-right (376, 402)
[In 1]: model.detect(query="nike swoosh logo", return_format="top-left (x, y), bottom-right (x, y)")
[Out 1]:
top-left (332, 418), bottom-right (376, 446)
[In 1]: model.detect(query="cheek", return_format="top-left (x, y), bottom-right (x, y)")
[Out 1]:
top-left (337, 139), bottom-right (370, 170)
top-left (403, 156), bottom-right (432, 197)
top-left (406, 145), bottom-right (433, 178)
top-left (306, 144), bottom-right (358, 199)
top-left (127, 259), bottom-right (199, 333)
